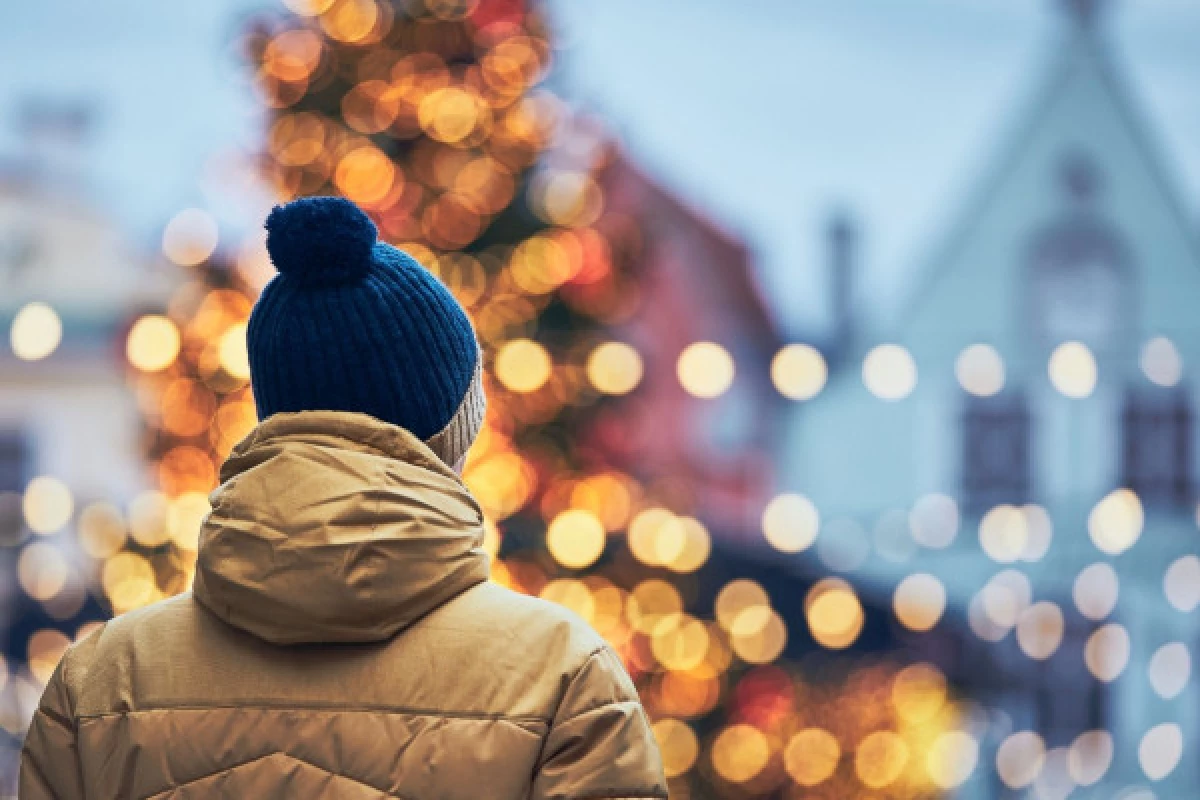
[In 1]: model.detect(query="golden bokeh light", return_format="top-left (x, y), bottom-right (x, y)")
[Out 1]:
top-left (540, 579), bottom-right (595, 623)
top-left (862, 344), bottom-right (917, 401)
top-left (1048, 341), bottom-right (1097, 398)
top-left (893, 573), bottom-right (946, 632)
top-left (78, 502), bottom-right (128, 559)
top-left (676, 341), bottom-right (735, 399)
top-left (784, 728), bottom-right (840, 787)
top-left (545, 509), bottom-right (606, 570)
top-left (892, 663), bottom-right (947, 724)
top-left (126, 315), bottom-right (181, 372)
top-left (855, 730), bottom-right (909, 789)
top-left (334, 146), bottom-right (397, 207)
top-left (761, 492), bottom-right (819, 554)
top-left (730, 607), bottom-right (787, 664)
top-left (710, 724), bottom-right (769, 784)
top-left (628, 579), bottom-right (683, 634)
top-left (652, 718), bottom-right (699, 779)
top-left (771, 343), bottom-right (827, 401)
top-left (1088, 488), bottom-right (1143, 555)
top-left (805, 578), bottom-right (864, 650)
top-left (162, 208), bottom-right (219, 267)
top-left (23, 476), bottom-right (73, 535)
top-left (955, 343), bottom-right (1005, 397)
top-left (218, 322), bottom-right (251, 380)
top-left (10, 302), bottom-right (63, 361)
top-left (652, 615), bottom-right (710, 671)
top-left (495, 338), bottom-right (552, 393)
top-left (715, 579), bottom-right (770, 631)
top-left (167, 491), bottom-right (213, 551)
top-left (128, 490), bottom-right (171, 548)
top-left (586, 341), bottom-right (643, 395)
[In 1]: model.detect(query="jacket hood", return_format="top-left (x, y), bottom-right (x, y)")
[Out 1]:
top-left (193, 411), bottom-right (489, 645)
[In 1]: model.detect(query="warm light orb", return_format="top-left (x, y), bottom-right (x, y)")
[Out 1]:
top-left (1084, 623), bottom-right (1130, 682)
top-left (715, 579), bottom-right (770, 631)
top-left (892, 663), bottom-right (947, 724)
top-left (1088, 488), bottom-right (1143, 555)
top-left (893, 573), bottom-right (946, 632)
top-left (927, 731), bottom-right (979, 790)
top-left (1073, 562), bottom-right (1119, 620)
top-left (545, 509), bottom-right (605, 569)
top-left (862, 344), bottom-right (917, 401)
top-left (495, 338), bottom-right (552, 393)
top-left (652, 718), bottom-right (699, 778)
top-left (761, 492), bottom-right (819, 554)
top-left (126, 315), bottom-right (181, 372)
top-left (23, 476), bottom-right (73, 535)
top-left (218, 322), bottom-right (251, 380)
top-left (979, 504), bottom-right (1028, 563)
top-left (1048, 341), bottom-right (1097, 398)
top-left (771, 344), bottom-right (827, 401)
top-left (677, 341), bottom-right (735, 399)
top-left (1139, 723), bottom-right (1183, 782)
top-left (1140, 337), bottom-right (1182, 387)
top-left (955, 343), bottom-right (1005, 397)
top-left (997, 731), bottom-right (1045, 789)
top-left (855, 730), bottom-right (909, 789)
top-left (805, 578), bottom-right (864, 650)
top-left (1068, 730), bottom-right (1113, 787)
top-left (784, 728), bottom-right (840, 787)
top-left (162, 208), bottom-right (218, 267)
top-left (586, 341), bottom-right (643, 395)
top-left (1016, 602), bottom-right (1064, 661)
top-left (10, 302), bottom-right (62, 361)
top-left (710, 724), bottom-right (769, 784)
top-left (1148, 642), bottom-right (1191, 700)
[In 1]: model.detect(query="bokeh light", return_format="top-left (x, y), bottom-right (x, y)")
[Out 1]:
top-left (805, 578), bottom-right (864, 650)
top-left (545, 509), bottom-right (605, 569)
top-left (761, 492), bottom-right (819, 553)
top-left (23, 476), bottom-right (73, 535)
top-left (862, 344), bottom-right (917, 400)
top-left (1088, 488), bottom-right (1143, 555)
top-left (10, 302), bottom-right (63, 361)
top-left (126, 315), bottom-right (181, 372)
top-left (771, 343), bottom-right (827, 400)
top-left (495, 338), bottom-right (552, 393)
top-left (893, 572), bottom-right (946, 632)
top-left (1139, 723), bottom-right (1183, 781)
top-left (162, 208), bottom-right (219, 267)
top-left (1048, 341), bottom-right (1097, 398)
top-left (955, 343), bottom-right (1005, 397)
top-left (586, 341), bottom-right (643, 395)
top-left (1140, 336), bottom-right (1182, 387)
top-left (676, 341), bottom-right (735, 399)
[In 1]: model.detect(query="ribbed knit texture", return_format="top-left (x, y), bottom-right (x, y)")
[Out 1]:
top-left (247, 197), bottom-right (484, 468)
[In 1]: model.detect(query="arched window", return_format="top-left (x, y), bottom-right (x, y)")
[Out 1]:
top-left (1121, 387), bottom-right (1193, 507)
top-left (962, 392), bottom-right (1032, 514)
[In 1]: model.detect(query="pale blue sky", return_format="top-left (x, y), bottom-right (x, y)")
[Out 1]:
top-left (3, 0), bottom-right (1199, 334)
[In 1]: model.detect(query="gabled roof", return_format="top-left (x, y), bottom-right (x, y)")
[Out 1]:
top-left (893, 19), bottom-right (1200, 337)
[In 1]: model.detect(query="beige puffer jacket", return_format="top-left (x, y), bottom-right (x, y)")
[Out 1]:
top-left (20, 412), bottom-right (666, 799)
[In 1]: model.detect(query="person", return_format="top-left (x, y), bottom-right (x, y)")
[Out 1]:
top-left (20, 197), bottom-right (667, 799)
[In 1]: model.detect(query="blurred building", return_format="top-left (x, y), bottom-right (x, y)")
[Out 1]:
top-left (781, 3), bottom-right (1200, 796)
top-left (0, 105), bottom-right (167, 791)
top-left (595, 149), bottom-right (781, 539)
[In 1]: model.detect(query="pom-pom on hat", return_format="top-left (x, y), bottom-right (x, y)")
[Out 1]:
top-left (247, 196), bottom-right (485, 469)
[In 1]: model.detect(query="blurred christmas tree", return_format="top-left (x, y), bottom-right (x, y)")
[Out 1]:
top-left (243, 0), bottom-right (652, 583)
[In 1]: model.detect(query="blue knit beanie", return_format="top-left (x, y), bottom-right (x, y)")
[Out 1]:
top-left (247, 196), bottom-right (485, 468)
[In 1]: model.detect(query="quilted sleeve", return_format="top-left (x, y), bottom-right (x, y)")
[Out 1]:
top-left (530, 645), bottom-right (668, 800)
top-left (19, 658), bottom-right (86, 800)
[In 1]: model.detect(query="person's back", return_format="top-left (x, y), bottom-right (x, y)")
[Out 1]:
top-left (20, 199), bottom-right (667, 800)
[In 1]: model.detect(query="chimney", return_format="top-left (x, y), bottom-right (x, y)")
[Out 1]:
top-left (828, 210), bottom-right (857, 347)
